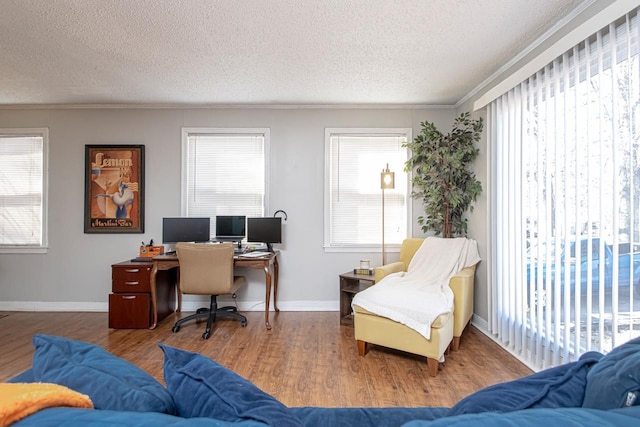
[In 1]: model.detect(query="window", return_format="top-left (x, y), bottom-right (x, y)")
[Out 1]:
top-left (488, 8), bottom-right (640, 369)
top-left (0, 128), bottom-right (48, 253)
top-left (325, 128), bottom-right (410, 251)
top-left (181, 128), bottom-right (268, 238)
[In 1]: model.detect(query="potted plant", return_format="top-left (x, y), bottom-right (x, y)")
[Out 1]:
top-left (404, 112), bottom-right (483, 238)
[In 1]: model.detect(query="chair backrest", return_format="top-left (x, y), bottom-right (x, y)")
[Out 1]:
top-left (175, 242), bottom-right (235, 295)
top-left (399, 238), bottom-right (425, 270)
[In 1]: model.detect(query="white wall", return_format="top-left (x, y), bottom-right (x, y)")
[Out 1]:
top-left (0, 107), bottom-right (455, 311)
top-left (452, 108), bottom-right (488, 324)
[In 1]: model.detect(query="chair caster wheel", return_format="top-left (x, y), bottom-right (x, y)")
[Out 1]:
top-left (172, 325), bottom-right (180, 333)
top-left (241, 320), bottom-right (247, 327)
top-left (202, 331), bottom-right (211, 339)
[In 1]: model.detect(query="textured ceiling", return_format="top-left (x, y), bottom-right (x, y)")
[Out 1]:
top-left (0, 0), bottom-right (586, 106)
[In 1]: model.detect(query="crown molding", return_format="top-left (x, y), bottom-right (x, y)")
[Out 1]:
top-left (0, 103), bottom-right (455, 111)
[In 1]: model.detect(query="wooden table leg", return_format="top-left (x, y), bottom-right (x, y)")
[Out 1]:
top-left (176, 268), bottom-right (181, 312)
top-left (149, 262), bottom-right (159, 329)
top-left (263, 265), bottom-right (272, 330)
top-left (272, 257), bottom-right (279, 312)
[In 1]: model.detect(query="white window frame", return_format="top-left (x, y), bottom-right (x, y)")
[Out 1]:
top-left (324, 128), bottom-right (412, 253)
top-left (0, 128), bottom-right (49, 253)
top-left (180, 127), bottom-right (270, 224)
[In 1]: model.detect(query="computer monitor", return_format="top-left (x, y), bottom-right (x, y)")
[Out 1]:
top-left (247, 217), bottom-right (282, 252)
top-left (215, 215), bottom-right (246, 242)
top-left (162, 217), bottom-right (211, 245)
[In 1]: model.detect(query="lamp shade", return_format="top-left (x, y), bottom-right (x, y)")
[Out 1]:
top-left (380, 164), bottom-right (395, 189)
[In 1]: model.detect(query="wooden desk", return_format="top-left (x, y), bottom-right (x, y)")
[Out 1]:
top-left (149, 252), bottom-right (279, 330)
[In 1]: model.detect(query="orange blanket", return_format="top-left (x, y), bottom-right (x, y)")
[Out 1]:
top-left (0, 383), bottom-right (93, 427)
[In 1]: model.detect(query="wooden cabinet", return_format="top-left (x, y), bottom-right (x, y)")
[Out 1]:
top-left (339, 271), bottom-right (375, 325)
top-left (109, 293), bottom-right (151, 329)
top-left (111, 263), bottom-right (152, 293)
top-left (109, 261), bottom-right (154, 329)
top-left (109, 260), bottom-right (178, 329)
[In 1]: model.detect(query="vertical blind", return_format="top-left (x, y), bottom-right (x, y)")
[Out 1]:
top-left (489, 8), bottom-right (640, 369)
top-left (0, 134), bottom-right (45, 247)
top-left (183, 132), bottom-right (265, 238)
top-left (327, 133), bottom-right (408, 247)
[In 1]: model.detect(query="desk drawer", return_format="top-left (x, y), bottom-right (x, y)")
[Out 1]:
top-left (109, 293), bottom-right (151, 329)
top-left (112, 265), bottom-right (151, 292)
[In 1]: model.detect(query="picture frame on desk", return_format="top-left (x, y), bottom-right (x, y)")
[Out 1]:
top-left (84, 144), bottom-right (145, 234)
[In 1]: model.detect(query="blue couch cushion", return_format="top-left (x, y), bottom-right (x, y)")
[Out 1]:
top-left (8, 368), bottom-right (35, 383)
top-left (13, 407), bottom-right (269, 427)
top-left (403, 407), bottom-right (640, 427)
top-left (291, 407), bottom-right (448, 427)
top-left (160, 344), bottom-right (303, 427)
top-left (31, 334), bottom-right (175, 414)
top-left (447, 351), bottom-right (602, 416)
top-left (583, 336), bottom-right (640, 410)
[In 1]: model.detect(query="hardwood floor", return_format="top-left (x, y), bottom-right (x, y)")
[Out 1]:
top-left (0, 311), bottom-right (532, 408)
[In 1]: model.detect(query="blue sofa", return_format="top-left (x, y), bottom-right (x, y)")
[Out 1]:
top-left (5, 334), bottom-right (640, 426)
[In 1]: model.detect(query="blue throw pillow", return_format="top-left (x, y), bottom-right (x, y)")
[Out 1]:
top-left (160, 344), bottom-right (303, 427)
top-left (448, 351), bottom-right (602, 416)
top-left (582, 336), bottom-right (640, 410)
top-left (31, 334), bottom-right (175, 414)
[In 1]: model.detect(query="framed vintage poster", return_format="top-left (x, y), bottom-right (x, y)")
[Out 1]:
top-left (84, 145), bottom-right (145, 233)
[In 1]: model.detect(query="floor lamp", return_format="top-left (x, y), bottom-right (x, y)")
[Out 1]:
top-left (380, 164), bottom-right (395, 265)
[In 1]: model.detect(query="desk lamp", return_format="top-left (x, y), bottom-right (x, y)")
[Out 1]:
top-left (380, 164), bottom-right (395, 265)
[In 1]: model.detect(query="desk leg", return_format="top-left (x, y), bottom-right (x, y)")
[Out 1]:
top-left (149, 263), bottom-right (159, 329)
top-left (273, 257), bottom-right (279, 312)
top-left (263, 265), bottom-right (273, 330)
top-left (176, 268), bottom-right (182, 313)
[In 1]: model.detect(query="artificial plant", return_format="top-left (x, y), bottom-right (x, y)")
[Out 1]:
top-left (404, 112), bottom-right (483, 238)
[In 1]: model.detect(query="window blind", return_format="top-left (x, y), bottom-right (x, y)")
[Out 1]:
top-left (183, 130), bottom-right (266, 238)
top-left (0, 132), bottom-right (46, 249)
top-left (327, 132), bottom-right (408, 248)
top-left (489, 8), bottom-right (640, 369)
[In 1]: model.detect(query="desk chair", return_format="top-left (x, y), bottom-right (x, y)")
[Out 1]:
top-left (172, 242), bottom-right (247, 339)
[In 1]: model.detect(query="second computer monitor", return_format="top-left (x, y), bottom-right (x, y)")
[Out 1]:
top-left (247, 217), bottom-right (282, 252)
top-left (215, 215), bottom-right (246, 241)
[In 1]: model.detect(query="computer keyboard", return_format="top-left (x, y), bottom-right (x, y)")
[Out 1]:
top-left (238, 251), bottom-right (270, 258)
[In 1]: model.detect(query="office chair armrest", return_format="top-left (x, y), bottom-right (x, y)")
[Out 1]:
top-left (374, 261), bottom-right (405, 283)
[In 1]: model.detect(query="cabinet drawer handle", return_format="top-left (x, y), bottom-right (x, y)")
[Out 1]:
top-left (122, 296), bottom-right (136, 300)
top-left (125, 269), bottom-right (140, 273)
top-left (125, 281), bottom-right (139, 286)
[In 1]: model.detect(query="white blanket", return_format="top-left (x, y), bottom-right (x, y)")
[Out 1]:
top-left (352, 237), bottom-right (481, 341)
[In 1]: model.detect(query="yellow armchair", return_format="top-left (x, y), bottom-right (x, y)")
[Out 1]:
top-left (353, 238), bottom-right (478, 376)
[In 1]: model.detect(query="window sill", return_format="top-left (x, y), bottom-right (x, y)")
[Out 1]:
top-left (0, 247), bottom-right (48, 254)
top-left (323, 245), bottom-right (401, 253)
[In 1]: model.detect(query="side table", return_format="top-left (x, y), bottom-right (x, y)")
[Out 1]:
top-left (339, 271), bottom-right (375, 325)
